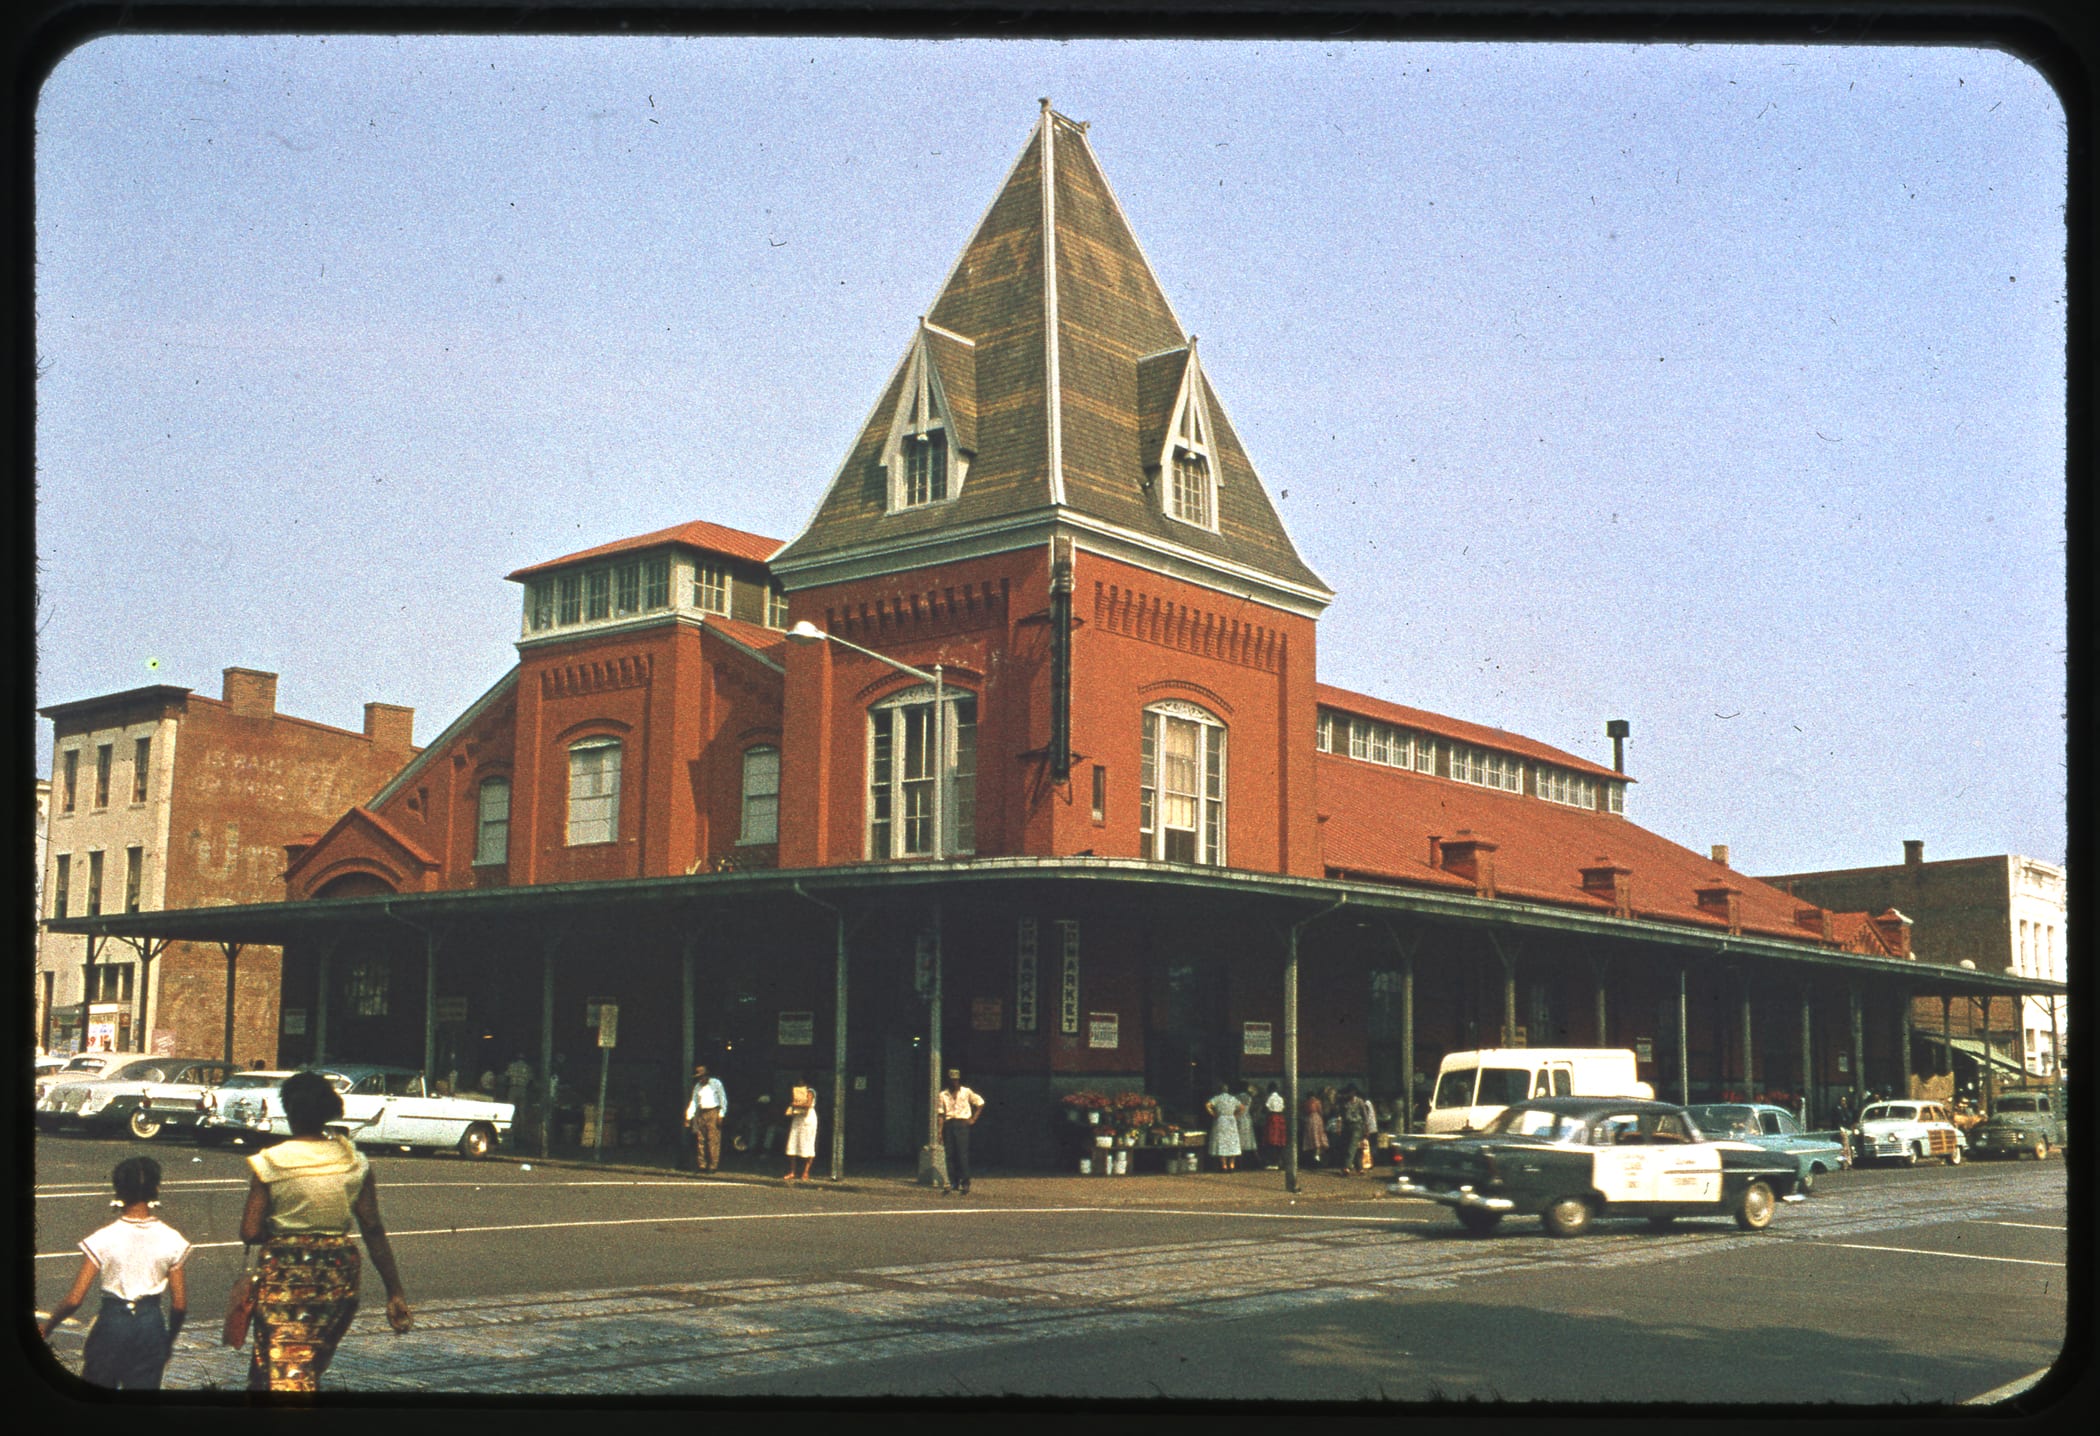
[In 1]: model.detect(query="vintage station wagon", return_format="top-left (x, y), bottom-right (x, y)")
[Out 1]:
top-left (1389, 1096), bottom-right (1808, 1237)
top-left (1853, 1100), bottom-right (1965, 1167)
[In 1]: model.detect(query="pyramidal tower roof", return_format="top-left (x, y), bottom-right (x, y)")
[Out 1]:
top-left (771, 103), bottom-right (1332, 615)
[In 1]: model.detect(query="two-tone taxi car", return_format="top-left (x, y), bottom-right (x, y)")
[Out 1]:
top-left (1388, 1096), bottom-right (1809, 1237)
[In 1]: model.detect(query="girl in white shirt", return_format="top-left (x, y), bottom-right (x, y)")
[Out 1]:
top-left (39, 1156), bottom-right (190, 1389)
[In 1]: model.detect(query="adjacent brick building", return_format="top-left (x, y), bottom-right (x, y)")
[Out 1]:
top-left (36, 669), bottom-right (417, 1060)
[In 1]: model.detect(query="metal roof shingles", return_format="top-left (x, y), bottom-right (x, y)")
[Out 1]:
top-left (506, 519), bottom-right (783, 581)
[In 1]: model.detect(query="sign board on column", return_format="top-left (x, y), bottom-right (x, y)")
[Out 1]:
top-left (1087, 1011), bottom-right (1119, 1049)
top-left (777, 1011), bottom-right (814, 1046)
top-left (1635, 1038), bottom-right (1653, 1063)
top-left (436, 996), bottom-right (468, 1024)
top-left (596, 1003), bottom-right (619, 1048)
top-left (1242, 1021), bottom-right (1273, 1056)
top-left (585, 996), bottom-right (616, 1029)
top-left (280, 1010), bottom-right (307, 1037)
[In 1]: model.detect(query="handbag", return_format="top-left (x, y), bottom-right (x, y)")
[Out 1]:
top-left (222, 1245), bottom-right (258, 1348)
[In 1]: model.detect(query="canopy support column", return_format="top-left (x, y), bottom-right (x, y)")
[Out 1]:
top-left (1677, 966), bottom-right (1690, 1105)
top-left (219, 941), bottom-right (244, 1067)
top-left (1849, 986), bottom-right (1865, 1108)
top-left (313, 938), bottom-right (334, 1065)
top-left (1740, 984), bottom-right (1755, 1098)
top-left (1799, 987), bottom-right (1812, 1125)
top-left (1899, 990), bottom-right (1914, 1098)
top-left (540, 937), bottom-right (558, 1159)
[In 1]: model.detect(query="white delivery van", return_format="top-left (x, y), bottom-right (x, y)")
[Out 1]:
top-left (1423, 1048), bottom-right (1655, 1133)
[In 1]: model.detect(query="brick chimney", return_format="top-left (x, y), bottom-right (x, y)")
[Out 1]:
top-left (1903, 839), bottom-right (1924, 868)
top-left (1795, 906), bottom-right (1836, 943)
top-left (222, 667), bottom-right (279, 717)
top-left (363, 702), bottom-right (415, 750)
top-left (1427, 834), bottom-right (1443, 869)
top-left (1695, 882), bottom-right (1743, 936)
top-left (1440, 831), bottom-right (1498, 900)
top-left (1871, 907), bottom-right (1913, 958)
top-left (1581, 858), bottom-right (1635, 919)
top-left (1710, 844), bottom-right (1730, 869)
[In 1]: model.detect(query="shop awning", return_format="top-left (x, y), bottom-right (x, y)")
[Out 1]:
top-left (1918, 1032), bottom-right (2029, 1076)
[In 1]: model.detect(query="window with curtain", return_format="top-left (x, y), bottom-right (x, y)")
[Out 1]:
top-left (566, 740), bottom-right (621, 846)
top-left (867, 687), bottom-right (976, 859)
top-left (475, 777), bottom-right (511, 865)
top-left (1139, 701), bottom-right (1226, 865)
top-left (740, 746), bottom-right (780, 844)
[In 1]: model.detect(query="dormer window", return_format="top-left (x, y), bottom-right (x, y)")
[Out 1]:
top-left (693, 561), bottom-right (730, 616)
top-left (525, 555), bottom-right (674, 636)
top-left (1451, 744), bottom-right (1523, 794)
top-left (764, 585), bottom-right (789, 629)
top-left (883, 323), bottom-right (972, 512)
top-left (1158, 344), bottom-right (1219, 532)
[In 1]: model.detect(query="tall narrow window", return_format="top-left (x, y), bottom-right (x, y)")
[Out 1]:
top-left (557, 573), bottom-right (582, 625)
top-left (739, 746), bottom-right (780, 844)
top-left (61, 750), bottom-right (78, 813)
top-left (1091, 764), bottom-right (1107, 823)
top-left (132, 737), bottom-right (151, 803)
top-left (566, 739), bottom-right (622, 846)
top-left (693, 562), bottom-right (730, 615)
top-left (1161, 357), bottom-right (1218, 529)
top-left (124, 847), bottom-right (143, 913)
top-left (1315, 712), bottom-right (1335, 753)
top-left (94, 744), bottom-right (112, 809)
top-left (765, 586), bottom-right (789, 629)
top-left (52, 854), bottom-right (69, 919)
top-left (614, 561), bottom-right (642, 615)
top-left (530, 581), bottom-right (555, 631)
top-left (1169, 452), bottom-right (1212, 528)
top-left (1138, 702), bottom-right (1226, 865)
top-left (867, 687), bottom-right (976, 859)
top-left (903, 430), bottom-right (949, 506)
top-left (475, 777), bottom-right (511, 865)
top-left (585, 567), bottom-right (612, 621)
top-left (86, 851), bottom-right (104, 916)
top-left (642, 557), bottom-right (671, 610)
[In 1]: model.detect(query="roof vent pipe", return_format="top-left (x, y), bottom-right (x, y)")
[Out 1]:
top-left (1606, 719), bottom-right (1630, 774)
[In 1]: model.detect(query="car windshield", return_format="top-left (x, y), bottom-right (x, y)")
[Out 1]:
top-left (1861, 1104), bottom-right (1917, 1122)
top-left (1690, 1106), bottom-right (1760, 1138)
top-left (1996, 1097), bottom-right (2038, 1113)
top-left (104, 1060), bottom-right (169, 1083)
top-left (220, 1075), bottom-right (282, 1090)
top-left (1483, 1106), bottom-right (1589, 1142)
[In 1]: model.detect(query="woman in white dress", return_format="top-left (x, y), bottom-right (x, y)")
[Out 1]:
top-left (783, 1083), bottom-right (819, 1182)
top-left (1205, 1085), bottom-right (1244, 1172)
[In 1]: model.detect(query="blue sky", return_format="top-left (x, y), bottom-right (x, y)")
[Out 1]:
top-left (34, 35), bottom-right (2067, 873)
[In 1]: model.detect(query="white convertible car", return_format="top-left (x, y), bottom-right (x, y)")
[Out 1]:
top-left (200, 1063), bottom-right (513, 1158)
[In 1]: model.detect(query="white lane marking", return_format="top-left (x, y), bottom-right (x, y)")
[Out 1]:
top-left (32, 1203), bottom-right (1417, 1261)
top-left (35, 1178), bottom-right (736, 1199)
top-left (1975, 1221), bottom-right (2066, 1231)
top-left (1811, 1240), bottom-right (2062, 1268)
top-left (1964, 1365), bottom-right (2054, 1404)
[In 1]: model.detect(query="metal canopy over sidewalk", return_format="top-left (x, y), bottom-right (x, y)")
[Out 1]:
top-left (1916, 1032), bottom-right (2033, 1077)
top-left (44, 855), bottom-right (2059, 999)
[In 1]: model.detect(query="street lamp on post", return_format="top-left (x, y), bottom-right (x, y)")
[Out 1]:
top-left (788, 620), bottom-right (950, 1183)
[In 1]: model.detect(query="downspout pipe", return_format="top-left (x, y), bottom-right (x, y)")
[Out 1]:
top-left (1283, 894), bottom-right (1349, 1195)
top-left (793, 884), bottom-right (851, 1183)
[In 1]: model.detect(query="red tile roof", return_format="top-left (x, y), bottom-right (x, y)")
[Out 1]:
top-left (1314, 753), bottom-right (1844, 944)
top-left (506, 520), bottom-right (783, 582)
top-left (699, 614), bottom-right (789, 667)
top-left (1316, 683), bottom-right (1626, 783)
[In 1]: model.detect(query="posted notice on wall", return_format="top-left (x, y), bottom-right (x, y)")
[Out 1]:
top-left (280, 1010), bottom-right (307, 1037)
top-left (972, 998), bottom-right (1004, 1032)
top-left (1635, 1038), bottom-right (1653, 1063)
top-left (1087, 1011), bottom-right (1120, 1049)
top-left (777, 1011), bottom-right (814, 1046)
top-left (436, 996), bottom-right (468, 1024)
top-left (1242, 1021), bottom-right (1273, 1056)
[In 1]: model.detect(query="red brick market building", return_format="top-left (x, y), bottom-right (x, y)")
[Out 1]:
top-left (49, 105), bottom-right (2058, 1173)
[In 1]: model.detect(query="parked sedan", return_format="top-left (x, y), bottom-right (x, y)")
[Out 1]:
top-left (1389, 1096), bottom-right (1807, 1237)
top-left (35, 1052), bottom-right (113, 1102)
top-left (196, 1070), bottom-right (301, 1146)
top-left (35, 1056), bottom-right (227, 1137)
top-left (199, 1064), bottom-right (513, 1157)
top-left (1685, 1103), bottom-right (1849, 1193)
top-left (1969, 1092), bottom-right (2064, 1160)
top-left (1853, 1100), bottom-right (1965, 1167)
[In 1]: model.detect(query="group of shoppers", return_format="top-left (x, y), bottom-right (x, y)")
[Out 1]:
top-left (684, 1063), bottom-right (986, 1190)
top-left (1205, 1081), bottom-right (1393, 1174)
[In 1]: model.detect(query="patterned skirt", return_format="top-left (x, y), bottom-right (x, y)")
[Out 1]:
top-left (248, 1234), bottom-right (362, 1392)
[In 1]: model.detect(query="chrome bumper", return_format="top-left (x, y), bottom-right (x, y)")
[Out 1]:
top-left (1389, 1175), bottom-right (1516, 1211)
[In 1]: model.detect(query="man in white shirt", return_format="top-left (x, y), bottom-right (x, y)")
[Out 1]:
top-left (686, 1065), bottom-right (729, 1174)
top-left (935, 1069), bottom-right (986, 1196)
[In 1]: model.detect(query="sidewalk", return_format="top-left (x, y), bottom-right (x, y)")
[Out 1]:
top-left (495, 1144), bottom-right (1397, 1206)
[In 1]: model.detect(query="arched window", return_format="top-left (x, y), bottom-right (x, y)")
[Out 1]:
top-left (1140, 701), bottom-right (1225, 865)
top-left (868, 686), bottom-right (976, 859)
top-left (566, 738), bottom-right (622, 846)
top-left (740, 746), bottom-right (780, 845)
top-left (474, 776), bottom-right (511, 865)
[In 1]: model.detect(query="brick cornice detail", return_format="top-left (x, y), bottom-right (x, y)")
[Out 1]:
top-left (826, 580), bottom-right (1009, 645)
top-left (1092, 581), bottom-right (1283, 673)
top-left (541, 654), bottom-right (652, 699)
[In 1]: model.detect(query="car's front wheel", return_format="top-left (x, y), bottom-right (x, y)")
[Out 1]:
top-left (1735, 1180), bottom-right (1776, 1231)
top-left (1542, 1195), bottom-right (1594, 1238)
top-left (2032, 1138), bottom-right (2050, 1161)
top-left (458, 1123), bottom-right (498, 1159)
top-left (128, 1108), bottom-right (165, 1140)
top-left (1796, 1167), bottom-right (1816, 1195)
top-left (1946, 1144), bottom-right (1963, 1166)
top-left (1901, 1142), bottom-right (1921, 1169)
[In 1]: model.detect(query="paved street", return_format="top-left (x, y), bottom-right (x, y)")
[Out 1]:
top-left (32, 1135), bottom-right (2068, 1403)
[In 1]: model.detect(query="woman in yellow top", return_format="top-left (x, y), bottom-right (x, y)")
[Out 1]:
top-left (239, 1071), bottom-right (412, 1391)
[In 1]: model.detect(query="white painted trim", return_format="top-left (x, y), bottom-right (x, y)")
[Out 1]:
top-left (921, 320), bottom-right (975, 347)
top-left (1042, 105), bottom-right (1067, 509)
top-left (1070, 122), bottom-right (1190, 339)
top-left (770, 509), bottom-right (1333, 617)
